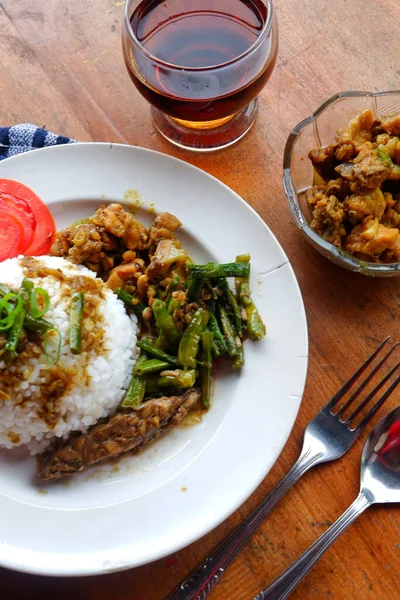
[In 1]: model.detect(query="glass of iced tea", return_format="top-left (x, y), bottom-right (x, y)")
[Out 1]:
top-left (122, 0), bottom-right (278, 151)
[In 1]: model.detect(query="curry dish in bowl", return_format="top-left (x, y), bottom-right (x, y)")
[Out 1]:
top-left (307, 109), bottom-right (400, 263)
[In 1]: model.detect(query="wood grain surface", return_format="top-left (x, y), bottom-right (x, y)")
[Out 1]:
top-left (1, 0), bottom-right (400, 598)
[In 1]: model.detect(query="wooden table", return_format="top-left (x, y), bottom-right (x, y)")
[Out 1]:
top-left (1, 0), bottom-right (400, 598)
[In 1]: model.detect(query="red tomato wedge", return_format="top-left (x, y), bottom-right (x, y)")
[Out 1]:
top-left (0, 179), bottom-right (56, 258)
top-left (0, 210), bottom-right (25, 261)
top-left (0, 197), bottom-right (34, 252)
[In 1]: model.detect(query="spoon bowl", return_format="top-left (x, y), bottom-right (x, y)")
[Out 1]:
top-left (361, 406), bottom-right (400, 504)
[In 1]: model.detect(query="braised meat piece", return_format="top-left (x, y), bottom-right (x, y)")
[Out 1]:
top-left (306, 186), bottom-right (346, 246)
top-left (308, 144), bottom-right (338, 182)
top-left (148, 212), bottom-right (182, 250)
top-left (335, 146), bottom-right (391, 191)
top-left (343, 187), bottom-right (386, 222)
top-left (334, 109), bottom-right (375, 160)
top-left (38, 388), bottom-right (201, 481)
top-left (343, 218), bottom-right (399, 258)
top-left (90, 203), bottom-right (148, 250)
top-left (146, 238), bottom-right (188, 281)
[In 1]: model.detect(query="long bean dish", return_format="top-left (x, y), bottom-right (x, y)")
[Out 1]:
top-left (0, 196), bottom-right (266, 481)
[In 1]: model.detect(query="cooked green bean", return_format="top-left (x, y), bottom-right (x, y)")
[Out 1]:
top-left (235, 255), bottom-right (266, 341)
top-left (186, 274), bottom-right (203, 301)
top-left (145, 369), bottom-right (197, 393)
top-left (20, 278), bottom-right (33, 309)
top-left (188, 262), bottom-right (250, 279)
top-left (69, 292), bottom-right (84, 355)
top-left (5, 310), bottom-right (25, 353)
top-left (200, 331), bottom-right (213, 408)
top-left (232, 344), bottom-right (245, 370)
top-left (164, 275), bottom-right (180, 302)
top-left (217, 279), bottom-right (243, 337)
top-left (178, 308), bottom-right (210, 370)
top-left (134, 358), bottom-right (171, 376)
top-left (155, 331), bottom-right (168, 349)
top-left (24, 314), bottom-right (54, 335)
top-left (218, 305), bottom-right (240, 359)
top-left (115, 288), bottom-right (147, 317)
top-left (152, 299), bottom-right (180, 348)
top-left (208, 310), bottom-right (227, 356)
top-left (167, 296), bottom-right (181, 314)
top-left (122, 355), bottom-right (147, 408)
top-left (136, 339), bottom-right (180, 366)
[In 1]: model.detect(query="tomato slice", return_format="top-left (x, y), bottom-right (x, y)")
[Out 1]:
top-left (0, 179), bottom-right (56, 257)
top-left (0, 197), bottom-right (34, 252)
top-left (0, 210), bottom-right (24, 261)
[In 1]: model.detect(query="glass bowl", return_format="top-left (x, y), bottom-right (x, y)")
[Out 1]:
top-left (283, 90), bottom-right (400, 277)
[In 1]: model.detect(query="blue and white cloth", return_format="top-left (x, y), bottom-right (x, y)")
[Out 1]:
top-left (0, 123), bottom-right (76, 161)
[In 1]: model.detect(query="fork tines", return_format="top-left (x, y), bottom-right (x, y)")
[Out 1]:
top-left (327, 337), bottom-right (400, 431)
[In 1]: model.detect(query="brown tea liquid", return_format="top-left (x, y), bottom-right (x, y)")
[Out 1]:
top-left (125, 0), bottom-right (277, 124)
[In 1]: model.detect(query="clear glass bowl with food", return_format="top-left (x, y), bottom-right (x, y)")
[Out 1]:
top-left (283, 90), bottom-right (400, 276)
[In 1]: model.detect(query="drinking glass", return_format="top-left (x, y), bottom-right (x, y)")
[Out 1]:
top-left (122, 0), bottom-right (278, 151)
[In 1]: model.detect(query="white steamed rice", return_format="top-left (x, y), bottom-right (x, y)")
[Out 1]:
top-left (0, 256), bottom-right (138, 454)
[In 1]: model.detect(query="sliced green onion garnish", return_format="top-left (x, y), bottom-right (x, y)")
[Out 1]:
top-left (0, 293), bottom-right (23, 331)
top-left (30, 287), bottom-right (50, 318)
top-left (43, 327), bottom-right (62, 364)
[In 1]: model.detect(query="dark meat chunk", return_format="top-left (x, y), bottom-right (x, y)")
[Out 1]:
top-left (306, 186), bottom-right (346, 246)
top-left (325, 177), bottom-right (349, 199)
top-left (308, 144), bottom-right (338, 182)
top-left (90, 203), bottom-right (148, 251)
top-left (335, 146), bottom-right (391, 190)
top-left (37, 389), bottom-right (200, 481)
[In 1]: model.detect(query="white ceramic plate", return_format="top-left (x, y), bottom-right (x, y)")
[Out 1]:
top-left (0, 143), bottom-right (308, 577)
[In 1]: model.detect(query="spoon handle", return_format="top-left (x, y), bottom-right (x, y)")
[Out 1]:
top-left (254, 490), bottom-right (372, 600)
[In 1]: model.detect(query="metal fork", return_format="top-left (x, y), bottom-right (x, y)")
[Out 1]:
top-left (165, 337), bottom-right (400, 600)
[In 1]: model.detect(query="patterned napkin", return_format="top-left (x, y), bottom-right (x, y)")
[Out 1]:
top-left (0, 123), bottom-right (76, 161)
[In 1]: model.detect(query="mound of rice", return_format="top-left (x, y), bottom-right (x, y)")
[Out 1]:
top-left (0, 256), bottom-right (138, 454)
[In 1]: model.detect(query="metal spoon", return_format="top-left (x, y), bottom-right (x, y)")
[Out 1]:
top-left (255, 405), bottom-right (400, 600)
